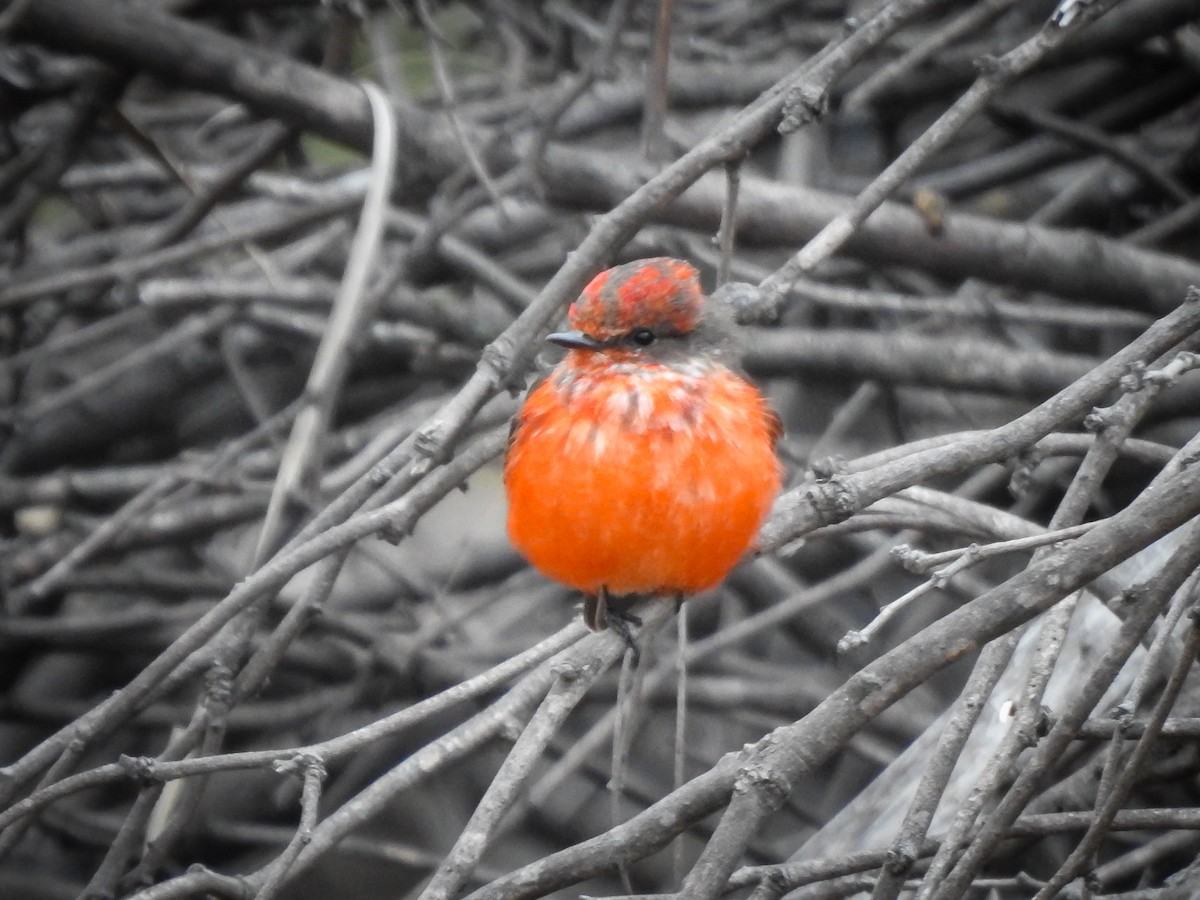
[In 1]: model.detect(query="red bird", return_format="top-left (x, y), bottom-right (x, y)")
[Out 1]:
top-left (505, 258), bottom-right (782, 631)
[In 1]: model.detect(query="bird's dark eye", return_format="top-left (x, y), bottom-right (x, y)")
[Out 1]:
top-left (631, 328), bottom-right (656, 347)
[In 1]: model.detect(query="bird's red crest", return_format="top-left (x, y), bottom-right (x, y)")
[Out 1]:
top-left (568, 258), bottom-right (702, 340)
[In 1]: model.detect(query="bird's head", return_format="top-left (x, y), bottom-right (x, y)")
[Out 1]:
top-left (547, 258), bottom-right (733, 365)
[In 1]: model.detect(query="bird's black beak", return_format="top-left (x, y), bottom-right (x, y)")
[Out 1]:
top-left (546, 330), bottom-right (604, 351)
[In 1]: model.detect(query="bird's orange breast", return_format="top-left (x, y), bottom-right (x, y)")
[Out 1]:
top-left (504, 358), bottom-right (781, 597)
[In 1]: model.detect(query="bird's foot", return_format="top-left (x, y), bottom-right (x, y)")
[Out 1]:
top-left (605, 608), bottom-right (643, 667)
top-left (585, 588), bottom-right (642, 667)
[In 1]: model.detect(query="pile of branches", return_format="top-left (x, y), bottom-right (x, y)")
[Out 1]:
top-left (3, 0), bottom-right (1200, 898)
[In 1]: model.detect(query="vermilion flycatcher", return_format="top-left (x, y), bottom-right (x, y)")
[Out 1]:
top-left (505, 258), bottom-right (782, 631)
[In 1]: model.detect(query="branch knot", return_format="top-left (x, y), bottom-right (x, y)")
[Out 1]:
top-left (778, 83), bottom-right (828, 134)
top-left (804, 475), bottom-right (858, 525)
top-left (734, 763), bottom-right (792, 800)
top-left (118, 754), bottom-right (161, 786)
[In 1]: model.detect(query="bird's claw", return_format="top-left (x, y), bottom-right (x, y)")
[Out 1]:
top-left (605, 609), bottom-right (642, 668)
